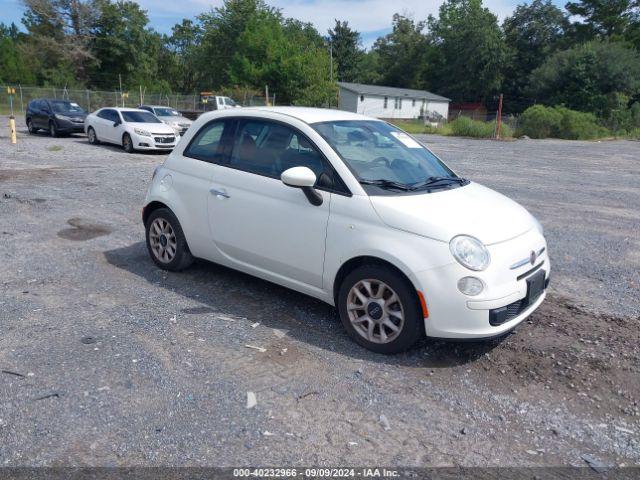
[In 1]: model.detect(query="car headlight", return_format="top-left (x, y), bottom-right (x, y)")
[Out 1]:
top-left (532, 216), bottom-right (544, 235)
top-left (55, 114), bottom-right (70, 121)
top-left (134, 128), bottom-right (151, 137)
top-left (449, 235), bottom-right (490, 271)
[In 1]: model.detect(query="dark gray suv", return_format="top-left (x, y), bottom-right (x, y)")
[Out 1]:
top-left (26, 99), bottom-right (87, 136)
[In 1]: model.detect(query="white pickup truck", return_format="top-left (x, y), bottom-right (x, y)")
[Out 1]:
top-left (201, 94), bottom-right (240, 110)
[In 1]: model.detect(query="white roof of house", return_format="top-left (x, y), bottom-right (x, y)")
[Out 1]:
top-left (240, 106), bottom-right (380, 124)
top-left (338, 82), bottom-right (450, 102)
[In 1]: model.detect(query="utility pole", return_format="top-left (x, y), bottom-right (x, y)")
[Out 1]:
top-left (119, 74), bottom-right (124, 107)
top-left (495, 93), bottom-right (504, 140)
top-left (329, 40), bottom-right (333, 108)
top-left (265, 85), bottom-right (269, 106)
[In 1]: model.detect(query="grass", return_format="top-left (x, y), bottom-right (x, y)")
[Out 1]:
top-left (390, 117), bottom-right (512, 139)
top-left (47, 145), bottom-right (63, 151)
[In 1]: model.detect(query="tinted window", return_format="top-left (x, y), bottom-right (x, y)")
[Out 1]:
top-left (40, 100), bottom-right (51, 111)
top-left (98, 109), bottom-right (119, 122)
top-left (230, 120), bottom-right (325, 179)
top-left (184, 121), bottom-right (227, 162)
top-left (138, 106), bottom-right (152, 112)
top-left (121, 111), bottom-right (161, 123)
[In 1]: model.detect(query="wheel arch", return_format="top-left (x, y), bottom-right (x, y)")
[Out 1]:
top-left (143, 200), bottom-right (170, 225)
top-left (332, 255), bottom-right (419, 306)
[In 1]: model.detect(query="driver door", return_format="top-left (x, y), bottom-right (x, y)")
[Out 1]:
top-left (207, 119), bottom-right (332, 288)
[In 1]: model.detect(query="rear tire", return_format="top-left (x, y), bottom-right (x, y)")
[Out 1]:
top-left (123, 133), bottom-right (134, 153)
top-left (145, 208), bottom-right (194, 271)
top-left (27, 119), bottom-right (38, 134)
top-left (87, 127), bottom-right (100, 144)
top-left (338, 264), bottom-right (424, 354)
top-left (49, 121), bottom-right (58, 137)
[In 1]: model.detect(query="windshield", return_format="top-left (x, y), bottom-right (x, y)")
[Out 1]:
top-left (311, 120), bottom-right (457, 190)
top-left (121, 111), bottom-right (161, 123)
top-left (51, 101), bottom-right (85, 114)
top-left (223, 97), bottom-right (236, 106)
top-left (154, 107), bottom-right (180, 117)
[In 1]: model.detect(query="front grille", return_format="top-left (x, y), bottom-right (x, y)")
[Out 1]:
top-left (490, 299), bottom-right (528, 326)
top-left (154, 136), bottom-right (175, 143)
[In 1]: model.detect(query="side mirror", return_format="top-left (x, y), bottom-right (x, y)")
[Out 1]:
top-left (113, 120), bottom-right (121, 127)
top-left (281, 166), bottom-right (322, 206)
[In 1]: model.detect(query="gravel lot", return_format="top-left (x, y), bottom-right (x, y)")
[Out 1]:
top-left (1, 116), bottom-right (639, 468)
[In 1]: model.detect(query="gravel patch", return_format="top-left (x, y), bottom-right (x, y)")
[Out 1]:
top-left (0, 117), bottom-right (638, 467)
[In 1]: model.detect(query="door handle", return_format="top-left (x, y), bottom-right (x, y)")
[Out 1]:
top-left (209, 188), bottom-right (230, 199)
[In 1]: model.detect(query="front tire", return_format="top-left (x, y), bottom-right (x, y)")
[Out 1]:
top-left (87, 127), bottom-right (100, 144)
top-left (49, 121), bottom-right (58, 137)
top-left (27, 119), bottom-right (38, 134)
top-left (122, 133), bottom-right (134, 153)
top-left (338, 264), bottom-right (424, 354)
top-left (145, 208), bottom-right (194, 271)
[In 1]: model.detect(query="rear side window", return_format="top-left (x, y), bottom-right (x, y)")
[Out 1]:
top-left (184, 121), bottom-right (228, 163)
top-left (229, 119), bottom-right (326, 180)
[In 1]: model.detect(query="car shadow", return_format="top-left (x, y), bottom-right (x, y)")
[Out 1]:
top-left (68, 138), bottom-right (170, 155)
top-left (103, 242), bottom-right (505, 368)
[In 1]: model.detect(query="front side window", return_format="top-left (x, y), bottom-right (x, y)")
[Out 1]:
top-left (230, 120), bottom-right (325, 180)
top-left (184, 121), bottom-right (227, 163)
top-left (121, 111), bottom-right (161, 123)
top-left (383, 97), bottom-right (388, 109)
top-left (223, 97), bottom-right (236, 106)
top-left (312, 120), bottom-right (462, 195)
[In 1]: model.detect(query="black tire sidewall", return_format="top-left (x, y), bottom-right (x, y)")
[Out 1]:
top-left (49, 121), bottom-right (57, 137)
top-left (338, 264), bottom-right (424, 354)
top-left (123, 133), bottom-right (134, 153)
top-left (145, 208), bottom-right (193, 271)
top-left (27, 119), bottom-right (35, 133)
top-left (88, 127), bottom-right (98, 144)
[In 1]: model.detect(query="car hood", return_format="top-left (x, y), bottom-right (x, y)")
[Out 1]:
top-left (159, 116), bottom-right (192, 125)
top-left (369, 182), bottom-right (535, 245)
top-left (128, 122), bottom-right (175, 134)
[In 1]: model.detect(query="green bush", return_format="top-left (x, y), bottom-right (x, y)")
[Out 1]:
top-left (448, 116), bottom-right (512, 138)
top-left (519, 105), bottom-right (562, 139)
top-left (520, 105), bottom-right (609, 140)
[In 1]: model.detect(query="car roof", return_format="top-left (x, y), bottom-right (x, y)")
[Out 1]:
top-left (240, 106), bottom-right (383, 125)
top-left (107, 108), bottom-right (147, 112)
top-left (140, 105), bottom-right (175, 109)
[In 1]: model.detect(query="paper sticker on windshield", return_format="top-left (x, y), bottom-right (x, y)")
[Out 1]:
top-left (390, 131), bottom-right (422, 148)
top-left (70, 102), bottom-right (80, 107)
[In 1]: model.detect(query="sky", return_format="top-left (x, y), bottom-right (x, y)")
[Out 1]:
top-left (0, 0), bottom-right (567, 47)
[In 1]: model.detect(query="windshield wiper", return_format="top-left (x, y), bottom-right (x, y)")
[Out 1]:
top-left (359, 179), bottom-right (412, 191)
top-left (409, 176), bottom-right (469, 191)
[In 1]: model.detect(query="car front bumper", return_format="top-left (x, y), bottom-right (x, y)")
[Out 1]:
top-left (411, 228), bottom-right (550, 339)
top-left (133, 133), bottom-right (177, 150)
top-left (56, 119), bottom-right (85, 133)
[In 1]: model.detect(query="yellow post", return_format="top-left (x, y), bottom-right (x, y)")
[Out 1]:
top-left (7, 86), bottom-right (16, 144)
top-left (9, 116), bottom-right (16, 144)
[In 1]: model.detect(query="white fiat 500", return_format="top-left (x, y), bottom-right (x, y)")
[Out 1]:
top-left (142, 107), bottom-right (549, 353)
top-left (85, 107), bottom-right (177, 153)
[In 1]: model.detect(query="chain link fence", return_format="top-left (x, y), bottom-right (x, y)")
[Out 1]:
top-left (1, 85), bottom-right (270, 115)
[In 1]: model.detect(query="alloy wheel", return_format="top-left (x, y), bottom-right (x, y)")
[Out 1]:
top-left (346, 279), bottom-right (405, 344)
top-left (149, 217), bottom-right (177, 263)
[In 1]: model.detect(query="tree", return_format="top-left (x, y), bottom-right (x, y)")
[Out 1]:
top-left (328, 20), bottom-right (363, 83)
top-left (165, 19), bottom-right (202, 93)
top-left (0, 23), bottom-right (37, 84)
top-left (528, 40), bottom-right (640, 117)
top-left (196, 0), bottom-right (334, 105)
top-left (22, 0), bottom-right (98, 84)
top-left (502, 0), bottom-right (570, 112)
top-left (565, 0), bottom-right (639, 40)
top-left (371, 14), bottom-right (429, 88)
top-left (90, 0), bottom-right (167, 91)
top-left (426, 0), bottom-right (508, 103)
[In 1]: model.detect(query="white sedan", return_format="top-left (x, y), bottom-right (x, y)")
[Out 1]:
top-left (142, 107), bottom-right (550, 354)
top-left (85, 107), bottom-right (177, 153)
